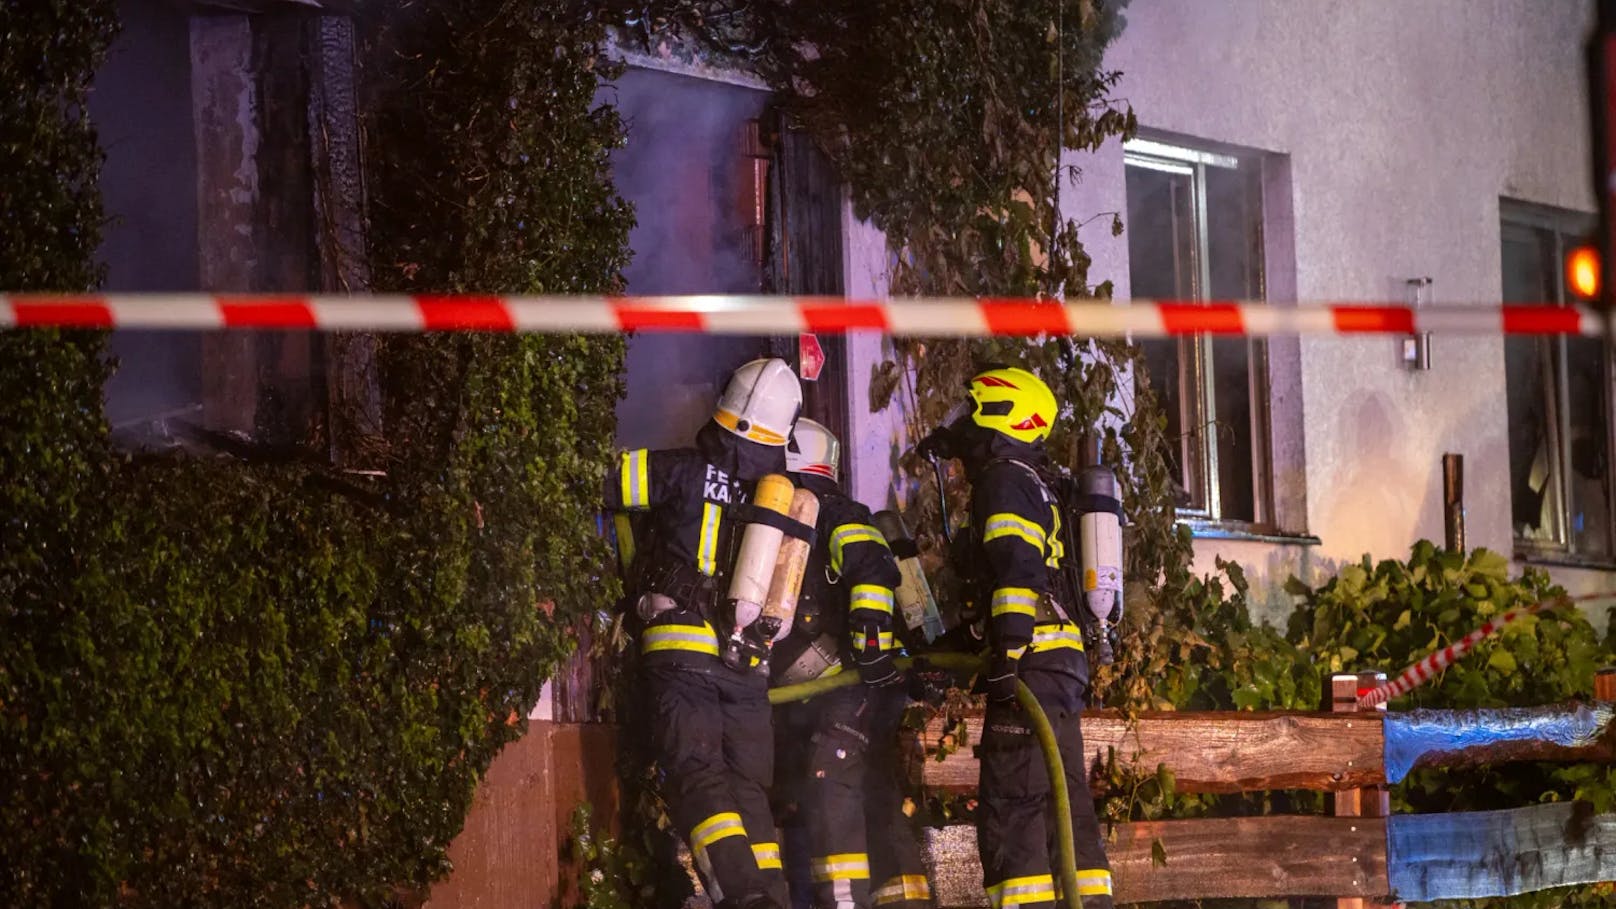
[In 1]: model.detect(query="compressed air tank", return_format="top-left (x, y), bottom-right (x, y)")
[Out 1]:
top-left (759, 487), bottom-right (819, 642)
top-left (873, 509), bottom-right (945, 643)
top-left (726, 473), bottom-right (795, 630)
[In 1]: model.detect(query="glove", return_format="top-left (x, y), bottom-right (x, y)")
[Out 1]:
top-left (984, 654), bottom-right (1021, 706)
top-left (854, 626), bottom-right (903, 687)
top-left (914, 426), bottom-right (956, 461)
top-left (908, 667), bottom-right (950, 707)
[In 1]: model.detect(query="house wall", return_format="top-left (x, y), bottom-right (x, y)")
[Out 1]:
top-left (847, 0), bottom-right (1616, 629)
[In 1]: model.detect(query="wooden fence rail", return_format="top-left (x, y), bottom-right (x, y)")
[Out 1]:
top-left (925, 803), bottom-right (1616, 906)
top-left (925, 816), bottom-right (1389, 906)
top-left (909, 702), bottom-right (1616, 794)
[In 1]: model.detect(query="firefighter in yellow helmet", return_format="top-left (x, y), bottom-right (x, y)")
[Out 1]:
top-left (605, 358), bottom-right (802, 909)
top-left (771, 418), bottom-right (935, 908)
top-left (917, 365), bottom-right (1116, 909)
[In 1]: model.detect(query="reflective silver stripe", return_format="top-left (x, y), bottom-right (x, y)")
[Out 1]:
top-left (830, 523), bottom-right (887, 572)
top-left (987, 873), bottom-right (1055, 908)
top-left (850, 630), bottom-right (896, 652)
top-left (621, 449), bottom-right (649, 508)
top-left (642, 623), bottom-right (721, 656)
top-left (982, 512), bottom-right (1046, 551)
top-left (752, 841), bottom-right (783, 869)
top-left (697, 501), bottom-right (720, 576)
top-left (991, 587), bottom-right (1040, 618)
top-left (1030, 624), bottom-right (1084, 651)
top-left (691, 811), bottom-right (746, 848)
top-left (811, 852), bottom-right (871, 881)
top-left (849, 584), bottom-right (895, 615)
top-left (1074, 868), bottom-right (1113, 895)
top-left (873, 874), bottom-right (932, 904)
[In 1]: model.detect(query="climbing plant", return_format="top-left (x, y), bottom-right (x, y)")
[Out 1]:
top-left (0, 0), bottom-right (115, 293)
top-left (3, 2), bottom-right (632, 906)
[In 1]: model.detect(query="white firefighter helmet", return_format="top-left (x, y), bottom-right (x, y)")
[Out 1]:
top-left (787, 417), bottom-right (841, 483)
top-left (714, 357), bottom-right (802, 447)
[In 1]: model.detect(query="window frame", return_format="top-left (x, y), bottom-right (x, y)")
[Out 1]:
top-left (1501, 199), bottom-right (1613, 566)
top-left (1124, 137), bottom-right (1275, 531)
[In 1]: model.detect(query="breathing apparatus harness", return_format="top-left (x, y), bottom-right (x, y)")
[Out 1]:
top-left (717, 494), bottom-right (817, 672)
top-left (919, 423), bottom-right (1124, 665)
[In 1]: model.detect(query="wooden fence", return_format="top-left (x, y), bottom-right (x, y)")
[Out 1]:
top-left (912, 697), bottom-right (1616, 906)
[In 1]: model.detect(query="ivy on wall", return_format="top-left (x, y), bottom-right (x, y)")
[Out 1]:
top-left (2, 1), bottom-right (632, 905)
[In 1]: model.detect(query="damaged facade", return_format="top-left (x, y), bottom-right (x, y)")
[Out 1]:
top-left (93, 0), bottom-right (1616, 685)
top-left (95, 0), bottom-right (371, 459)
top-left (592, 1), bottom-right (1616, 633)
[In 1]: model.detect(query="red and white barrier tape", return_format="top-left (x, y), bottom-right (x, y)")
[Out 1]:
top-left (1356, 593), bottom-right (1614, 709)
top-left (0, 294), bottom-right (1605, 337)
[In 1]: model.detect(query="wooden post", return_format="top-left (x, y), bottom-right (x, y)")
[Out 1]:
top-left (1597, 667), bottom-right (1616, 702)
top-left (1332, 672), bottom-right (1395, 909)
top-left (1442, 454), bottom-right (1465, 553)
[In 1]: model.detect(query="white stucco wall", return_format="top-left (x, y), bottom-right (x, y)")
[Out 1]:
top-left (846, 0), bottom-right (1616, 628)
top-left (1096, 0), bottom-right (1614, 625)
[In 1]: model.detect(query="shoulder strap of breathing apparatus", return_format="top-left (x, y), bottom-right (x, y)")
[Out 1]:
top-left (980, 456), bottom-right (1079, 626)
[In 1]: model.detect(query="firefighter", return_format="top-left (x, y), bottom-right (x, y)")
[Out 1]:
top-left (917, 366), bottom-right (1115, 909)
top-left (770, 418), bottom-right (935, 909)
top-left (606, 358), bottom-right (803, 909)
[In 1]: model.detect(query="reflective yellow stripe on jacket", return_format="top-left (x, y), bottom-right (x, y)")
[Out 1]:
top-left (830, 523), bottom-right (887, 573)
top-left (849, 584), bottom-right (895, 616)
top-left (1045, 504), bottom-right (1066, 566)
top-left (982, 511), bottom-right (1046, 553)
top-left (619, 449), bottom-right (650, 509)
top-left (987, 873), bottom-right (1056, 908)
top-left (691, 812), bottom-right (746, 849)
top-left (811, 852), bottom-right (871, 882)
top-left (1030, 621), bottom-right (1084, 653)
top-left (752, 842), bottom-right (783, 870)
top-left (873, 874), bottom-right (932, 905)
top-left (696, 501), bottom-right (721, 576)
top-left (1074, 868), bottom-right (1113, 896)
top-left (991, 586), bottom-right (1040, 619)
top-left (641, 621), bottom-right (721, 657)
top-left (850, 630), bottom-right (898, 653)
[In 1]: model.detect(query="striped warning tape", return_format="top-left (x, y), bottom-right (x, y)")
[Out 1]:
top-left (0, 294), bottom-right (1605, 337)
top-left (1356, 592), bottom-right (1616, 709)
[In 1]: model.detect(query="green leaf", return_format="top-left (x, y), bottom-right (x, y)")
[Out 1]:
top-left (1469, 548), bottom-right (1510, 579)
top-left (1487, 649), bottom-right (1518, 675)
top-left (1151, 837), bottom-right (1169, 867)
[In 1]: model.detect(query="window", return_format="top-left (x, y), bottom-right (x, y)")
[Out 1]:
top-left (1501, 201), bottom-right (1609, 561)
top-left (1124, 138), bottom-right (1271, 526)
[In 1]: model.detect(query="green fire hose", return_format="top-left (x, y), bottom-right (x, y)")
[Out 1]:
top-left (768, 652), bottom-right (1085, 909)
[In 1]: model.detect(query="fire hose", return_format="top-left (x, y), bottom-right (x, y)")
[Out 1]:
top-left (769, 651), bottom-right (1086, 909)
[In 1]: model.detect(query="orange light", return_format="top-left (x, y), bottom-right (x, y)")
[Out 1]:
top-left (1568, 244), bottom-right (1601, 300)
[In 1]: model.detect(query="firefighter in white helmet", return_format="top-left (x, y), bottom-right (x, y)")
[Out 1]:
top-left (605, 357), bottom-right (803, 909)
top-left (771, 419), bottom-right (935, 908)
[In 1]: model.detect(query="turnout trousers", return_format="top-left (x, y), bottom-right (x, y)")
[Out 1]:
top-left (646, 660), bottom-right (788, 908)
top-left (976, 666), bottom-right (1113, 909)
top-left (779, 684), bottom-right (934, 908)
